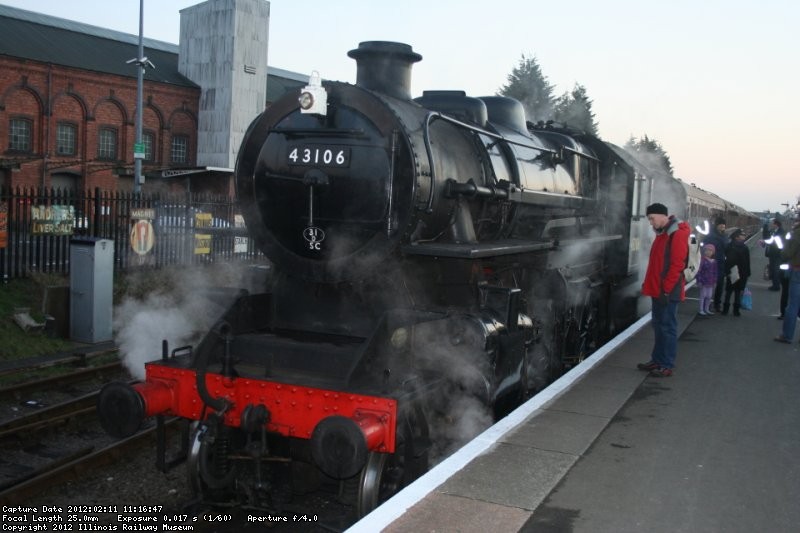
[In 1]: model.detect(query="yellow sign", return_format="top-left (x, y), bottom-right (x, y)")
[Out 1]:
top-left (195, 212), bottom-right (212, 228)
top-left (194, 234), bottom-right (211, 254)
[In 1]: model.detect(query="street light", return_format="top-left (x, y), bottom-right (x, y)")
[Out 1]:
top-left (127, 0), bottom-right (155, 194)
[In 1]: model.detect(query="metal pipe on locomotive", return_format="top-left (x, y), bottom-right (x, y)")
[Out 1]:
top-left (97, 41), bottom-right (659, 515)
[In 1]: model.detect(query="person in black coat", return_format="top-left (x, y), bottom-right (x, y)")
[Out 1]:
top-left (722, 229), bottom-right (751, 316)
top-left (766, 218), bottom-right (783, 290)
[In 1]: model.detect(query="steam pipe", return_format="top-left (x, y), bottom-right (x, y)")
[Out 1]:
top-left (193, 320), bottom-right (233, 412)
top-left (445, 178), bottom-right (510, 200)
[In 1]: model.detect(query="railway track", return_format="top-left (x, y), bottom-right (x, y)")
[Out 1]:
top-left (0, 348), bottom-right (139, 501)
top-left (0, 421), bottom-right (168, 503)
top-left (0, 353), bottom-right (354, 530)
top-left (0, 351), bottom-right (146, 502)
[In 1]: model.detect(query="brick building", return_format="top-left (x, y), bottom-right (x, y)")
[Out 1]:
top-left (0, 1), bottom-right (305, 195)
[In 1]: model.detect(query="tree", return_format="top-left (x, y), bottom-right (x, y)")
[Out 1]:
top-left (553, 84), bottom-right (598, 136)
top-left (624, 135), bottom-right (674, 177)
top-left (498, 54), bottom-right (555, 124)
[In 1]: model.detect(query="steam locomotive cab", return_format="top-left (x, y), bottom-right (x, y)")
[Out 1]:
top-left (97, 41), bottom-right (648, 516)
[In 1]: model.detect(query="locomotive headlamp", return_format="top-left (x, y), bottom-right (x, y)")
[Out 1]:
top-left (390, 327), bottom-right (409, 349)
top-left (299, 70), bottom-right (327, 115)
top-left (298, 91), bottom-right (314, 110)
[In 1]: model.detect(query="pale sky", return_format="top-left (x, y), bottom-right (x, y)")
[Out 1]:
top-left (3, 0), bottom-right (798, 213)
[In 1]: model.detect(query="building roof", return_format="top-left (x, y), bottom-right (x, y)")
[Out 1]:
top-left (0, 4), bottom-right (309, 97)
top-left (267, 66), bottom-right (307, 104)
top-left (0, 4), bottom-right (198, 88)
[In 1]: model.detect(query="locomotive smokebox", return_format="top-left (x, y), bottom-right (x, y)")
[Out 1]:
top-left (348, 41), bottom-right (422, 100)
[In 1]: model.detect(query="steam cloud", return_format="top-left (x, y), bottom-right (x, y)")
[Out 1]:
top-left (113, 263), bottom-right (263, 379)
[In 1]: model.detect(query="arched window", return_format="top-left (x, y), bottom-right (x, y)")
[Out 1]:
top-left (142, 131), bottom-right (155, 162)
top-left (8, 118), bottom-right (32, 152)
top-left (98, 127), bottom-right (118, 160)
top-left (56, 122), bottom-right (78, 156)
top-left (171, 134), bottom-right (188, 164)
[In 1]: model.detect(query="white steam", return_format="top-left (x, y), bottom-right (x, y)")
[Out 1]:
top-left (113, 264), bottom-right (262, 379)
top-left (113, 293), bottom-right (203, 379)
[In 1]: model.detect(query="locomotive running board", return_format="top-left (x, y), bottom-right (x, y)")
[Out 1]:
top-left (402, 235), bottom-right (622, 259)
top-left (402, 239), bottom-right (554, 258)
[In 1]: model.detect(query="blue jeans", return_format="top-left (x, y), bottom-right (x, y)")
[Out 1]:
top-left (781, 271), bottom-right (800, 341)
top-left (651, 298), bottom-right (679, 369)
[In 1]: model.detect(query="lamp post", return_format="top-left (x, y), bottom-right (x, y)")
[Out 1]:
top-left (128, 0), bottom-right (154, 194)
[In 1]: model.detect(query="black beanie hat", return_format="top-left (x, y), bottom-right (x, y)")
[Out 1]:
top-left (714, 216), bottom-right (726, 226)
top-left (645, 203), bottom-right (668, 216)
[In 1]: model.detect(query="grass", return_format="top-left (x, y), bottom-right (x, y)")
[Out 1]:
top-left (0, 262), bottom-right (265, 363)
top-left (0, 275), bottom-right (75, 360)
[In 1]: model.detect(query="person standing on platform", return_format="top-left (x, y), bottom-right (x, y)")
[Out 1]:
top-left (722, 229), bottom-right (751, 317)
top-left (637, 203), bottom-right (690, 377)
top-left (775, 214), bottom-right (800, 343)
top-left (766, 218), bottom-right (784, 291)
top-left (696, 243), bottom-right (718, 315)
top-left (703, 217), bottom-right (728, 312)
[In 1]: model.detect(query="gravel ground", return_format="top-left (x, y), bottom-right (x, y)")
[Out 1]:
top-left (17, 427), bottom-right (359, 532)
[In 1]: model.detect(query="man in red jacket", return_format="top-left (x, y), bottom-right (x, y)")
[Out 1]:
top-left (637, 202), bottom-right (690, 377)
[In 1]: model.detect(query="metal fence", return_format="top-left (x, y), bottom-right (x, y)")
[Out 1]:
top-left (0, 186), bottom-right (263, 280)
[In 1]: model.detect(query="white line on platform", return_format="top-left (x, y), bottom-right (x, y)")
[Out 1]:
top-left (346, 310), bottom-right (654, 532)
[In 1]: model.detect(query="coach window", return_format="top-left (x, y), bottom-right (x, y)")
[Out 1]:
top-left (8, 118), bottom-right (32, 152)
top-left (56, 122), bottom-right (77, 156)
top-left (171, 134), bottom-right (188, 164)
top-left (142, 131), bottom-right (155, 162)
top-left (98, 127), bottom-right (118, 160)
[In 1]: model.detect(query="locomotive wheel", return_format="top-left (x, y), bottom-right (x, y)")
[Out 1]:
top-left (187, 423), bottom-right (239, 498)
top-left (565, 302), bottom-right (601, 366)
top-left (355, 409), bottom-right (429, 518)
top-left (356, 451), bottom-right (404, 518)
top-left (522, 338), bottom-right (560, 400)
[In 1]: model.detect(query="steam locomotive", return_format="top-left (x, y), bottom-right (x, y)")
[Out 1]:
top-left (97, 41), bottom-right (734, 516)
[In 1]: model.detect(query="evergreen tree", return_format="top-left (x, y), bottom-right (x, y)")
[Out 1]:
top-left (498, 54), bottom-right (555, 124)
top-left (624, 135), bottom-right (674, 177)
top-left (553, 84), bottom-right (598, 135)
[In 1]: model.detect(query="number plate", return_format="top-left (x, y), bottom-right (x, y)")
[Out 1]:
top-left (287, 145), bottom-right (350, 167)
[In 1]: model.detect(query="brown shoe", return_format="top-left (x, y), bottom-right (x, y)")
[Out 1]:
top-left (648, 367), bottom-right (673, 377)
top-left (774, 336), bottom-right (791, 344)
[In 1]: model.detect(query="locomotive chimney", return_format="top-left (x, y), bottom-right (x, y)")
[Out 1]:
top-left (348, 41), bottom-right (422, 100)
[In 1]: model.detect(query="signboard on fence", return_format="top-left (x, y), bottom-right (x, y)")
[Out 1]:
top-left (130, 219), bottom-right (155, 255)
top-left (130, 207), bottom-right (155, 266)
top-left (0, 202), bottom-right (7, 248)
top-left (194, 234), bottom-right (211, 254)
top-left (195, 212), bottom-right (212, 228)
top-left (31, 205), bottom-right (75, 235)
top-left (234, 214), bottom-right (248, 253)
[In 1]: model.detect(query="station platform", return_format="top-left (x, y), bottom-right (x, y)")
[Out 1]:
top-left (349, 238), bottom-right (800, 533)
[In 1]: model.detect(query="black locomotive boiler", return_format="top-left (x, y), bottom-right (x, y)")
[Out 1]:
top-left (98, 41), bottom-right (666, 516)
